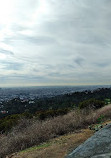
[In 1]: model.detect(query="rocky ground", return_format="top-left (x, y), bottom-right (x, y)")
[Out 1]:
top-left (66, 123), bottom-right (111, 158)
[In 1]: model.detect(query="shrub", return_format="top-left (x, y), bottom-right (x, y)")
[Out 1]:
top-left (0, 114), bottom-right (20, 133)
top-left (97, 114), bottom-right (104, 124)
top-left (79, 99), bottom-right (105, 109)
top-left (36, 108), bottom-right (70, 120)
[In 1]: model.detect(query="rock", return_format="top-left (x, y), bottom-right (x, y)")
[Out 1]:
top-left (91, 152), bottom-right (111, 158)
top-left (66, 124), bottom-right (111, 158)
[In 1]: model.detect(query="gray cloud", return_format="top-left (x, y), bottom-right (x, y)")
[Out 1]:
top-left (0, 61), bottom-right (24, 70)
top-left (3, 34), bottom-right (57, 46)
top-left (0, 49), bottom-right (14, 55)
top-left (0, 0), bottom-right (111, 86)
top-left (95, 62), bottom-right (110, 68)
top-left (4, 63), bottom-right (23, 70)
top-left (74, 57), bottom-right (85, 66)
top-left (22, 35), bottom-right (57, 45)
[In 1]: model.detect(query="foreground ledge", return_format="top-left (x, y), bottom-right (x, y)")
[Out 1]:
top-left (66, 124), bottom-right (111, 158)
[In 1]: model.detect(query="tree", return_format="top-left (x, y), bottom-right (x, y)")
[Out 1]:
top-left (79, 98), bottom-right (105, 109)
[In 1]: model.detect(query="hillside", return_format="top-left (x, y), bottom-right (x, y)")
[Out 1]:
top-left (6, 129), bottom-right (94, 158)
top-left (1, 104), bottom-right (111, 158)
top-left (6, 120), bottom-right (111, 158)
top-left (1, 87), bottom-right (111, 119)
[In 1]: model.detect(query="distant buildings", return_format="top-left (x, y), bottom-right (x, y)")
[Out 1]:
top-left (29, 101), bottom-right (35, 104)
top-left (0, 110), bottom-right (8, 114)
top-left (0, 105), bottom-right (4, 109)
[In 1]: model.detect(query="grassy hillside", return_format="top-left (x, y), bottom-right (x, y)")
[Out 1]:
top-left (6, 129), bottom-right (94, 158)
top-left (1, 104), bottom-right (111, 157)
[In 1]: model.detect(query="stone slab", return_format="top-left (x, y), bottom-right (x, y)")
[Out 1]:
top-left (66, 124), bottom-right (111, 158)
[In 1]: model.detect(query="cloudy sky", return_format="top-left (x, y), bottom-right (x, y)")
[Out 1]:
top-left (0, 0), bottom-right (111, 87)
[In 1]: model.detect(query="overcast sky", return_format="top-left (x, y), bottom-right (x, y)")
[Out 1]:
top-left (0, 0), bottom-right (111, 87)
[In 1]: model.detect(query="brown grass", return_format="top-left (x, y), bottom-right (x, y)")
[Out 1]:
top-left (0, 105), bottom-right (111, 158)
top-left (8, 129), bottom-right (94, 158)
top-left (96, 104), bottom-right (111, 119)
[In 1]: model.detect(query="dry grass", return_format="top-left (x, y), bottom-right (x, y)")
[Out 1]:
top-left (8, 129), bottom-right (94, 158)
top-left (0, 105), bottom-right (111, 158)
top-left (96, 104), bottom-right (111, 120)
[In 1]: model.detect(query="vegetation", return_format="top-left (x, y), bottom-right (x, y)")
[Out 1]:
top-left (1, 104), bottom-right (111, 157)
top-left (0, 87), bottom-right (111, 157)
top-left (0, 112), bottom-right (33, 133)
top-left (0, 108), bottom-right (71, 133)
top-left (7, 129), bottom-right (94, 158)
top-left (0, 108), bottom-right (92, 157)
top-left (1, 88), bottom-right (111, 119)
top-left (79, 99), bottom-right (105, 109)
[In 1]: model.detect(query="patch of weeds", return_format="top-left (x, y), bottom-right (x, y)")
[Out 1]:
top-left (94, 124), bottom-right (103, 131)
top-left (97, 115), bottom-right (104, 124)
top-left (20, 142), bottom-right (51, 153)
top-left (88, 124), bottom-right (103, 131)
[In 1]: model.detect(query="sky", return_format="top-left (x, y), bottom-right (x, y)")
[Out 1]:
top-left (0, 0), bottom-right (111, 87)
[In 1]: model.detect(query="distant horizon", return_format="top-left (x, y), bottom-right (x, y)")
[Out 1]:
top-left (0, 84), bottom-right (111, 89)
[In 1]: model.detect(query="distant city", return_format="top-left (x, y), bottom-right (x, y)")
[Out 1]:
top-left (0, 85), bottom-right (111, 116)
top-left (0, 85), bottom-right (111, 102)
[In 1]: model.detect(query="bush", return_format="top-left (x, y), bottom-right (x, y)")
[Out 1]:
top-left (0, 114), bottom-right (20, 133)
top-left (79, 99), bottom-right (105, 109)
top-left (0, 112), bottom-right (33, 133)
top-left (36, 108), bottom-right (70, 120)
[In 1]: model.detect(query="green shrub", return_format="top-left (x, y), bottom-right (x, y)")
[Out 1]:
top-left (36, 108), bottom-right (70, 120)
top-left (79, 99), bottom-right (105, 109)
top-left (97, 114), bottom-right (104, 124)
